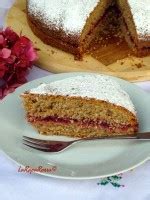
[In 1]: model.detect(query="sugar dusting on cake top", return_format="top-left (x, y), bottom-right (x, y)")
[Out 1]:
top-left (128, 0), bottom-right (150, 40)
top-left (28, 0), bottom-right (100, 35)
top-left (29, 74), bottom-right (136, 114)
top-left (28, 0), bottom-right (150, 41)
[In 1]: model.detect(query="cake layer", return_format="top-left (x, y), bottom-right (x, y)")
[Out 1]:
top-left (23, 94), bottom-right (137, 125)
top-left (28, 115), bottom-right (137, 131)
top-left (31, 120), bottom-right (137, 138)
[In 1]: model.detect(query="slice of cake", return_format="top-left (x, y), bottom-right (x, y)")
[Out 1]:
top-left (21, 75), bottom-right (138, 138)
top-left (26, 0), bottom-right (112, 59)
top-left (117, 0), bottom-right (150, 56)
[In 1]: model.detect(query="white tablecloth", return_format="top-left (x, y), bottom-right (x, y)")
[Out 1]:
top-left (0, 1), bottom-right (150, 199)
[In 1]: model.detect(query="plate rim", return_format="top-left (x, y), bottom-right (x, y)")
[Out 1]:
top-left (1, 150), bottom-right (149, 180)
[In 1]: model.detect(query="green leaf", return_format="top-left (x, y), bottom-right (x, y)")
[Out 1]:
top-left (111, 175), bottom-right (122, 180)
top-left (111, 182), bottom-right (121, 188)
top-left (100, 180), bottom-right (109, 185)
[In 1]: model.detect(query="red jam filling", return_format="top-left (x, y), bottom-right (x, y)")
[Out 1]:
top-left (28, 115), bottom-right (132, 131)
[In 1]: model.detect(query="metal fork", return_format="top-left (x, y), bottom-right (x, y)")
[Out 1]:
top-left (23, 132), bottom-right (150, 153)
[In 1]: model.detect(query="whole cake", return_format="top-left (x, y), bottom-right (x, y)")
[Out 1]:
top-left (21, 75), bottom-right (138, 138)
top-left (26, 0), bottom-right (150, 59)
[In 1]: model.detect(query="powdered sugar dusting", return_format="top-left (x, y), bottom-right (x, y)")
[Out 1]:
top-left (28, 0), bottom-right (100, 35)
top-left (30, 75), bottom-right (136, 114)
top-left (128, 0), bottom-right (150, 40)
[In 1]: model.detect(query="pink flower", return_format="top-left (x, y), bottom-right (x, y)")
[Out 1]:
top-left (0, 27), bottom-right (38, 99)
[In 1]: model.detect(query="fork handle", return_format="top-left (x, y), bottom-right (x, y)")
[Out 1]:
top-left (137, 132), bottom-right (150, 139)
top-left (76, 132), bottom-right (150, 142)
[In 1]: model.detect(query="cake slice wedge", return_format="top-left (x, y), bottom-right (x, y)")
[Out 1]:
top-left (117, 0), bottom-right (150, 56)
top-left (21, 75), bottom-right (138, 138)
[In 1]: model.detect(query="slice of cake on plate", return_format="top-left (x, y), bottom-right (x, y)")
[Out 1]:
top-left (21, 74), bottom-right (138, 138)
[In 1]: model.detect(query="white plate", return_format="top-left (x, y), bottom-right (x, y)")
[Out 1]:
top-left (0, 72), bottom-right (150, 179)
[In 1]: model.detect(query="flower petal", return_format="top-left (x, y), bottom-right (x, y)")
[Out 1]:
top-left (2, 48), bottom-right (11, 59)
top-left (0, 63), bottom-right (7, 78)
top-left (26, 46), bottom-right (38, 61)
top-left (0, 35), bottom-right (4, 44)
top-left (0, 88), bottom-right (3, 99)
top-left (5, 27), bottom-right (19, 46)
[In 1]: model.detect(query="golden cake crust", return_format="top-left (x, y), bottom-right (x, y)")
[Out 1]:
top-left (27, 14), bottom-right (83, 59)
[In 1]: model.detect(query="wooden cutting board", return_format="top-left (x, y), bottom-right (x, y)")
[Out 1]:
top-left (6, 0), bottom-right (150, 82)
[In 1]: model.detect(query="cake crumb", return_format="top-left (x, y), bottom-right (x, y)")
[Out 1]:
top-left (117, 56), bottom-right (145, 69)
top-left (51, 50), bottom-right (55, 54)
top-left (35, 48), bottom-right (40, 51)
top-left (134, 63), bottom-right (142, 68)
top-left (116, 42), bottom-right (120, 46)
top-left (116, 60), bottom-right (124, 65)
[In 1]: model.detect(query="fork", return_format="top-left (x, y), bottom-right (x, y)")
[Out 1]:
top-left (23, 132), bottom-right (150, 153)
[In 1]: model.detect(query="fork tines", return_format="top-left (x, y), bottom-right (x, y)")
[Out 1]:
top-left (23, 136), bottom-right (66, 152)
